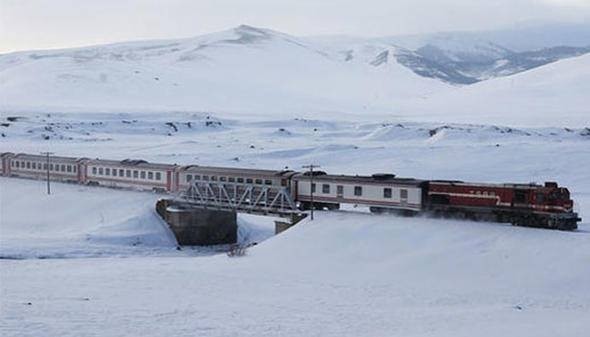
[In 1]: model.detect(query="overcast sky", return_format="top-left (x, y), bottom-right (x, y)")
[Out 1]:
top-left (1, 0), bottom-right (589, 53)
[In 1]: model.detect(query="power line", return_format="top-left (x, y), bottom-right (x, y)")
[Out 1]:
top-left (40, 152), bottom-right (54, 195)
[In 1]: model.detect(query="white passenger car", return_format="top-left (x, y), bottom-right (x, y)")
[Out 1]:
top-left (294, 173), bottom-right (424, 212)
top-left (176, 165), bottom-right (295, 192)
top-left (7, 153), bottom-right (81, 183)
top-left (84, 159), bottom-right (176, 192)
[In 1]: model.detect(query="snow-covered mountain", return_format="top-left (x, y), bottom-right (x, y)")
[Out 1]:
top-left (410, 53), bottom-right (590, 127)
top-left (0, 25), bottom-right (449, 118)
top-left (312, 22), bottom-right (590, 84)
top-left (0, 24), bottom-right (588, 120)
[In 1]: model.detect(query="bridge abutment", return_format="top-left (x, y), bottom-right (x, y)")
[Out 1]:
top-left (275, 213), bottom-right (307, 234)
top-left (156, 199), bottom-right (237, 245)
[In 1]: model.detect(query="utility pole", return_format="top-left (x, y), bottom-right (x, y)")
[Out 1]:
top-left (41, 152), bottom-right (54, 195)
top-left (302, 164), bottom-right (320, 220)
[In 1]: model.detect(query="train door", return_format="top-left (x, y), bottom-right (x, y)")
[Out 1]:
top-left (166, 171), bottom-right (172, 192)
top-left (1, 157), bottom-right (9, 176)
top-left (337, 185), bottom-right (344, 199)
top-left (400, 189), bottom-right (408, 206)
top-left (77, 163), bottom-right (86, 183)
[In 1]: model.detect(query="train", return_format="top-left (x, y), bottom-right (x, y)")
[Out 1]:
top-left (0, 152), bottom-right (581, 230)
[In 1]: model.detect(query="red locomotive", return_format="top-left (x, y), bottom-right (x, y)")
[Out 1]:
top-left (425, 181), bottom-right (580, 230)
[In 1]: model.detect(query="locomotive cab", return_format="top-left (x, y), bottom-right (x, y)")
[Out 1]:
top-left (535, 183), bottom-right (574, 213)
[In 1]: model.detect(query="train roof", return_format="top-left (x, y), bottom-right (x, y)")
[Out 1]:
top-left (13, 153), bottom-right (80, 162)
top-left (428, 180), bottom-right (550, 189)
top-left (181, 165), bottom-right (295, 177)
top-left (296, 173), bottom-right (424, 186)
top-left (87, 158), bottom-right (175, 170)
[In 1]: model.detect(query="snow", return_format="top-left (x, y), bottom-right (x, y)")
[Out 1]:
top-left (409, 53), bottom-right (590, 127)
top-left (1, 26), bottom-right (588, 127)
top-left (0, 25), bottom-right (449, 120)
top-left (1, 25), bottom-right (590, 337)
top-left (2, 198), bottom-right (590, 336)
top-left (2, 112), bottom-right (590, 335)
top-left (0, 178), bottom-right (275, 259)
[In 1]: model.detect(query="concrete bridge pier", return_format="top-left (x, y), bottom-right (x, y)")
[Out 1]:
top-left (156, 199), bottom-right (237, 245)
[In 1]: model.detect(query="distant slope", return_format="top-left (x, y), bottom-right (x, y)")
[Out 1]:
top-left (0, 25), bottom-right (449, 118)
top-left (409, 53), bottom-right (590, 127)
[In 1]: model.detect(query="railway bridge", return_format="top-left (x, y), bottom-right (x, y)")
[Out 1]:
top-left (158, 180), bottom-right (307, 245)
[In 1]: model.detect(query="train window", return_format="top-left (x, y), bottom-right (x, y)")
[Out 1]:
top-left (105, 168), bottom-right (110, 175)
top-left (322, 184), bottom-right (330, 193)
top-left (228, 177), bottom-right (235, 183)
top-left (212, 176), bottom-right (218, 181)
top-left (26, 162), bottom-right (31, 169)
top-left (255, 179), bottom-right (262, 184)
top-left (194, 175), bottom-right (201, 180)
top-left (265, 179), bottom-right (272, 185)
top-left (246, 178), bottom-right (253, 184)
top-left (73, 166), bottom-right (77, 173)
top-left (281, 179), bottom-right (287, 186)
top-left (354, 186), bottom-right (363, 196)
top-left (140, 171), bottom-right (146, 179)
top-left (155, 172), bottom-right (161, 181)
top-left (67, 165), bottom-right (72, 173)
top-left (98, 167), bottom-right (103, 175)
top-left (15, 161), bottom-right (19, 168)
top-left (219, 176), bottom-right (227, 182)
top-left (186, 174), bottom-right (193, 182)
top-left (43, 164), bottom-right (47, 170)
top-left (92, 167), bottom-right (97, 174)
top-left (383, 188), bottom-right (392, 198)
top-left (203, 175), bottom-right (209, 181)
top-left (32, 162), bottom-right (36, 169)
top-left (148, 172), bottom-right (154, 180)
top-left (237, 177), bottom-right (244, 183)
top-left (311, 183), bottom-right (316, 193)
top-left (61, 164), bottom-right (66, 171)
top-left (112, 169), bottom-right (117, 176)
top-left (119, 169), bottom-right (124, 176)
top-left (51, 164), bottom-right (55, 171)
top-left (126, 170), bottom-right (131, 178)
top-left (536, 193), bottom-right (545, 204)
top-left (133, 170), bottom-right (138, 178)
top-left (400, 189), bottom-right (408, 199)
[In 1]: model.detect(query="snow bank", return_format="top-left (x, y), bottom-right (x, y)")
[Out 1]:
top-left (2, 210), bottom-right (590, 336)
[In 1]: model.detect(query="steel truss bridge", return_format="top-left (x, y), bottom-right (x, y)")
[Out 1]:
top-left (179, 181), bottom-right (305, 220)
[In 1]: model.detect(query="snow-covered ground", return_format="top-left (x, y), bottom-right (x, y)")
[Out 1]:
top-left (2, 190), bottom-right (590, 336)
top-left (0, 177), bottom-right (276, 260)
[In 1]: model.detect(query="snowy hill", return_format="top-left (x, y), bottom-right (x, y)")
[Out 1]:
top-left (0, 25), bottom-right (449, 118)
top-left (410, 53), bottom-right (590, 127)
top-left (1, 24), bottom-right (588, 120)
